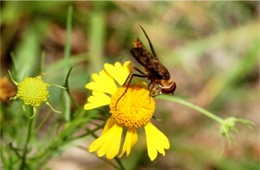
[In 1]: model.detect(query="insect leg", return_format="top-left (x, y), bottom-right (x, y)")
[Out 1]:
top-left (122, 67), bottom-right (146, 86)
top-left (148, 82), bottom-right (156, 94)
top-left (134, 67), bottom-right (159, 97)
top-left (123, 72), bottom-right (132, 86)
top-left (151, 86), bottom-right (161, 97)
top-left (133, 66), bottom-right (146, 76)
top-left (115, 73), bottom-right (147, 107)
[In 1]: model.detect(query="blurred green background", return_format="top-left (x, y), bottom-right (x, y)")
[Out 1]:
top-left (0, 1), bottom-right (259, 170)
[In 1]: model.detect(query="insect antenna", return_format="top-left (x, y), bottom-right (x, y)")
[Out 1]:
top-left (139, 25), bottom-right (158, 59)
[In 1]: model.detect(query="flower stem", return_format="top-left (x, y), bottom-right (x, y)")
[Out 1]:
top-left (36, 110), bottom-right (52, 131)
top-left (157, 95), bottom-right (224, 124)
top-left (64, 5), bottom-right (73, 121)
top-left (19, 107), bottom-right (34, 170)
top-left (115, 157), bottom-right (125, 170)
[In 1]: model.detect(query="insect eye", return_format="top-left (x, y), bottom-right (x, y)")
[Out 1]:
top-left (161, 82), bottom-right (176, 94)
top-left (172, 82), bottom-right (177, 93)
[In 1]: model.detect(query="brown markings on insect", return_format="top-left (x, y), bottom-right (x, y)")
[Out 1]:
top-left (115, 26), bottom-right (176, 107)
top-left (130, 26), bottom-right (176, 96)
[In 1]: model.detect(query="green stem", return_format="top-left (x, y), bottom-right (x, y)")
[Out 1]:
top-left (115, 157), bottom-right (125, 170)
top-left (19, 108), bottom-right (34, 170)
top-left (67, 89), bottom-right (81, 111)
top-left (88, 2), bottom-right (105, 72)
top-left (157, 95), bottom-right (224, 124)
top-left (64, 5), bottom-right (73, 121)
top-left (33, 118), bottom-right (91, 161)
top-left (40, 51), bottom-right (45, 73)
top-left (64, 67), bottom-right (81, 111)
top-left (8, 70), bottom-right (18, 85)
top-left (8, 143), bottom-right (21, 159)
top-left (36, 110), bottom-right (52, 131)
top-left (68, 124), bottom-right (104, 142)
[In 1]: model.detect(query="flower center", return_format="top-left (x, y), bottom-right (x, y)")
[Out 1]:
top-left (110, 85), bottom-right (155, 128)
top-left (17, 76), bottom-right (49, 107)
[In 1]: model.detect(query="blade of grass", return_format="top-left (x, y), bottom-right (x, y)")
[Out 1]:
top-left (64, 67), bottom-right (81, 111)
top-left (40, 51), bottom-right (45, 74)
top-left (63, 5), bottom-right (73, 121)
top-left (211, 39), bottom-right (259, 107)
top-left (14, 26), bottom-right (40, 80)
top-left (88, 2), bottom-right (106, 72)
top-left (46, 53), bottom-right (89, 74)
top-left (12, 20), bottom-right (49, 80)
top-left (164, 22), bottom-right (259, 65)
top-left (223, 39), bottom-right (259, 86)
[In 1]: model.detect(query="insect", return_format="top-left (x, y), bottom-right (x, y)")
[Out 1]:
top-left (116, 26), bottom-right (176, 106)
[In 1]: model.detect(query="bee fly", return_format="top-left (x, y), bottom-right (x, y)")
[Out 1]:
top-left (116, 26), bottom-right (176, 106)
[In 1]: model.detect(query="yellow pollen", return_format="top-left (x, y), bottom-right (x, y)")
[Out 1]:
top-left (110, 85), bottom-right (155, 128)
top-left (17, 76), bottom-right (49, 107)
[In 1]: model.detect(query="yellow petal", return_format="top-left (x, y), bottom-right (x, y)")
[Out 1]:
top-left (84, 91), bottom-right (111, 110)
top-left (104, 61), bottom-right (131, 85)
top-left (144, 122), bottom-right (170, 161)
top-left (89, 123), bottom-right (123, 159)
top-left (119, 128), bottom-right (138, 158)
top-left (85, 70), bottom-right (117, 95)
top-left (102, 117), bottom-right (116, 135)
top-left (106, 126), bottom-right (122, 159)
top-left (88, 120), bottom-right (116, 152)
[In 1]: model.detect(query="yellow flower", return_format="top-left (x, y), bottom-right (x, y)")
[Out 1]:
top-left (9, 74), bottom-right (61, 116)
top-left (84, 61), bottom-right (170, 161)
top-left (16, 76), bottom-right (49, 107)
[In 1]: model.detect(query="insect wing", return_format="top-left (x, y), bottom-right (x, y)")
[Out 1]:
top-left (131, 39), bottom-right (170, 80)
